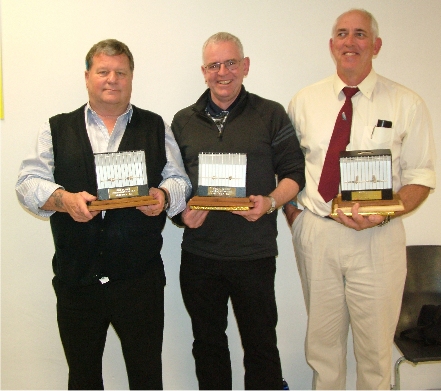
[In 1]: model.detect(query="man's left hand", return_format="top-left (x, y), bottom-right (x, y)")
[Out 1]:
top-left (232, 195), bottom-right (270, 222)
top-left (136, 187), bottom-right (166, 216)
top-left (332, 203), bottom-right (387, 230)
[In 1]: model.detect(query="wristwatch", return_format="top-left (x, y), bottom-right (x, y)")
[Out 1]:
top-left (158, 188), bottom-right (170, 211)
top-left (266, 195), bottom-right (276, 214)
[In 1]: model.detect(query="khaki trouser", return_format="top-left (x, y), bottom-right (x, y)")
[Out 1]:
top-left (292, 208), bottom-right (406, 390)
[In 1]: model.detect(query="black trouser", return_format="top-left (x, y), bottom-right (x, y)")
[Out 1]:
top-left (52, 262), bottom-right (165, 390)
top-left (180, 250), bottom-right (283, 390)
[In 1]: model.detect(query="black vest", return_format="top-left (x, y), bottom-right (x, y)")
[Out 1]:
top-left (49, 105), bottom-right (167, 286)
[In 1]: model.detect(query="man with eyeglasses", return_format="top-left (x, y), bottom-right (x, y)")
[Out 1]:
top-left (171, 32), bottom-right (305, 390)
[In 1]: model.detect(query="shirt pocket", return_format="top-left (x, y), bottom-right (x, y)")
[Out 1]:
top-left (361, 125), bottom-right (393, 149)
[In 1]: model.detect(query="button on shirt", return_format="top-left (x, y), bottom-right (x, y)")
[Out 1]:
top-left (16, 103), bottom-right (191, 217)
top-left (288, 69), bottom-right (436, 217)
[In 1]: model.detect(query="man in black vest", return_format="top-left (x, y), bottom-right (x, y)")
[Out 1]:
top-left (16, 39), bottom-right (191, 390)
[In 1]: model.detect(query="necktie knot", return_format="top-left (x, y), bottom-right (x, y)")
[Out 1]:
top-left (343, 87), bottom-right (359, 100)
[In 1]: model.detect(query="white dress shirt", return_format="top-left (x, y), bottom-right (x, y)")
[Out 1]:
top-left (288, 69), bottom-right (436, 217)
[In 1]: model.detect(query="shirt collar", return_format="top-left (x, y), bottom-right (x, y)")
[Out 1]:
top-left (85, 102), bottom-right (133, 122)
top-left (206, 86), bottom-right (244, 116)
top-left (332, 69), bottom-right (378, 100)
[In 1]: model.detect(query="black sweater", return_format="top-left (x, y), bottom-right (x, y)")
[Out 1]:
top-left (171, 87), bottom-right (305, 261)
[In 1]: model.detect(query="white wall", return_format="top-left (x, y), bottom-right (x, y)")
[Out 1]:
top-left (1, 0), bottom-right (440, 389)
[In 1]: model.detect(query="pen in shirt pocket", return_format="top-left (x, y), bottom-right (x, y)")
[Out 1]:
top-left (371, 119), bottom-right (392, 138)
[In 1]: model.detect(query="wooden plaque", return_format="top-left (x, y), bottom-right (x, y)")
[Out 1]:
top-left (188, 196), bottom-right (254, 211)
top-left (88, 196), bottom-right (158, 211)
top-left (331, 193), bottom-right (404, 217)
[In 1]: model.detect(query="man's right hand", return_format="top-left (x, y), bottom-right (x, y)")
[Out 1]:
top-left (181, 205), bottom-right (209, 228)
top-left (283, 202), bottom-right (302, 227)
top-left (42, 189), bottom-right (99, 222)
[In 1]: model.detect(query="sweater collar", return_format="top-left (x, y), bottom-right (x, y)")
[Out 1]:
top-left (194, 85), bottom-right (247, 114)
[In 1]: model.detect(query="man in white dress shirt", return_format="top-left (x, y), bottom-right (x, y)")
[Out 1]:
top-left (284, 9), bottom-right (436, 389)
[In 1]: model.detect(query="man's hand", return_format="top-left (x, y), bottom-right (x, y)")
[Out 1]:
top-left (283, 202), bottom-right (302, 227)
top-left (137, 187), bottom-right (168, 217)
top-left (331, 184), bottom-right (431, 230)
top-left (332, 203), bottom-right (387, 231)
top-left (233, 178), bottom-right (300, 222)
top-left (42, 189), bottom-right (99, 222)
top-left (232, 195), bottom-right (270, 222)
top-left (181, 205), bottom-right (209, 228)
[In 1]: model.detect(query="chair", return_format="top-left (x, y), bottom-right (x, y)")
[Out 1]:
top-left (392, 245), bottom-right (441, 390)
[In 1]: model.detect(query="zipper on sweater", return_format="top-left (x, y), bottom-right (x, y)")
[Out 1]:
top-left (198, 111), bottom-right (227, 140)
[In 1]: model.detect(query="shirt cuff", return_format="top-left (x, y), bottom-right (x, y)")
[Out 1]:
top-left (159, 177), bottom-right (190, 217)
top-left (16, 178), bottom-right (62, 218)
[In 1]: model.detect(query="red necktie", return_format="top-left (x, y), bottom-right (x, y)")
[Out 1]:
top-left (318, 87), bottom-right (359, 202)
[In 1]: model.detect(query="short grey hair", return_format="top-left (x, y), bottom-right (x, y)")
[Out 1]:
top-left (85, 39), bottom-right (134, 72)
top-left (331, 9), bottom-right (379, 42)
top-left (202, 32), bottom-right (244, 62)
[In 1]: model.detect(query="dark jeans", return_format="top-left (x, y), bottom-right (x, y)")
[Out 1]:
top-left (52, 262), bottom-right (166, 390)
top-left (180, 250), bottom-right (283, 390)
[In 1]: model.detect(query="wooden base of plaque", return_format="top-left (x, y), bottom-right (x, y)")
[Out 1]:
top-left (331, 193), bottom-right (404, 217)
top-left (188, 196), bottom-right (254, 211)
top-left (88, 196), bottom-right (159, 211)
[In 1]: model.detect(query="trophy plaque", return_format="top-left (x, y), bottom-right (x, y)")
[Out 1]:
top-left (87, 150), bottom-right (158, 211)
top-left (188, 153), bottom-right (254, 211)
top-left (331, 149), bottom-right (404, 216)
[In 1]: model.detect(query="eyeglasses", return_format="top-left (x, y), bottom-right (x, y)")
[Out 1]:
top-left (203, 59), bottom-right (242, 73)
